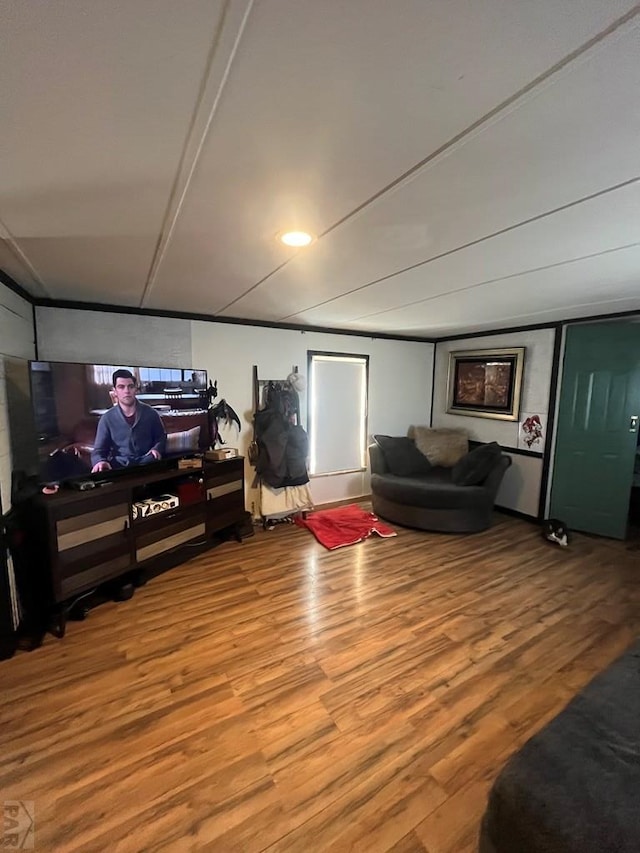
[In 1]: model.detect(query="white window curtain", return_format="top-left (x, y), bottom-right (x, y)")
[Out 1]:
top-left (308, 352), bottom-right (369, 475)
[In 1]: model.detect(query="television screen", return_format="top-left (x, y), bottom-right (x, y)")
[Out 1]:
top-left (29, 361), bottom-right (209, 484)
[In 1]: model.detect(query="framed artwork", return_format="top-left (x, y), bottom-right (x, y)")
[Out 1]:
top-left (446, 347), bottom-right (525, 421)
top-left (518, 411), bottom-right (546, 451)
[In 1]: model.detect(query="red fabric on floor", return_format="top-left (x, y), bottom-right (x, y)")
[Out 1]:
top-left (294, 504), bottom-right (397, 550)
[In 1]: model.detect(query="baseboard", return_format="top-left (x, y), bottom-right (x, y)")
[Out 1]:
top-left (495, 505), bottom-right (540, 523)
top-left (313, 494), bottom-right (372, 511)
top-left (308, 497), bottom-right (537, 524)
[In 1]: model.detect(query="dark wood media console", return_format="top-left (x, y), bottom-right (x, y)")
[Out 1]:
top-left (16, 457), bottom-right (246, 638)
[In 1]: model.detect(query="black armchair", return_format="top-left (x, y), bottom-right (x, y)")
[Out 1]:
top-left (369, 440), bottom-right (511, 533)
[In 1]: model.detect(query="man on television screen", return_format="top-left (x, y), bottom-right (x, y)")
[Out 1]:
top-left (91, 369), bottom-right (166, 473)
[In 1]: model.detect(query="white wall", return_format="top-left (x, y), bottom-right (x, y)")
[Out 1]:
top-left (0, 283), bottom-right (36, 510)
top-left (431, 327), bottom-right (556, 517)
top-left (495, 451), bottom-right (543, 518)
top-left (36, 307), bottom-right (192, 366)
top-left (35, 307), bottom-right (434, 509)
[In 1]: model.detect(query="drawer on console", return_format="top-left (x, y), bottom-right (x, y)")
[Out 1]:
top-left (59, 552), bottom-right (132, 600)
top-left (135, 509), bottom-right (207, 563)
top-left (204, 458), bottom-right (243, 488)
top-left (206, 478), bottom-right (243, 501)
top-left (206, 487), bottom-right (245, 535)
top-left (52, 532), bottom-right (132, 602)
top-left (206, 488), bottom-right (244, 513)
top-left (56, 502), bottom-right (130, 552)
top-left (135, 523), bottom-right (206, 563)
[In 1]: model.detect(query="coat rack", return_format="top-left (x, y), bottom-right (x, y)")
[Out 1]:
top-left (250, 364), bottom-right (313, 526)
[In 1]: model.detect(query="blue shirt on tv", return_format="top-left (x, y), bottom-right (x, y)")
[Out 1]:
top-left (91, 402), bottom-right (166, 468)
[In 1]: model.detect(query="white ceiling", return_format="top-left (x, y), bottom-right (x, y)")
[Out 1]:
top-left (1, 0), bottom-right (639, 339)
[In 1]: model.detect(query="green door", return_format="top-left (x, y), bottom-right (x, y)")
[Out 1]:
top-left (550, 322), bottom-right (640, 539)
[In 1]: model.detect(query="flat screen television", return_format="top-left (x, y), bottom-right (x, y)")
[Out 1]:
top-left (29, 361), bottom-right (209, 485)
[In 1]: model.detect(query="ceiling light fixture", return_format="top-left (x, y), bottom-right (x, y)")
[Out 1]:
top-left (279, 230), bottom-right (314, 247)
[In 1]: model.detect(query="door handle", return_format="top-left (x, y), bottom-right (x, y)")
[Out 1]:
top-left (630, 415), bottom-right (639, 433)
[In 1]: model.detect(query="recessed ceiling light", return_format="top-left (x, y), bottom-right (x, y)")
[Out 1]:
top-left (279, 230), bottom-right (314, 247)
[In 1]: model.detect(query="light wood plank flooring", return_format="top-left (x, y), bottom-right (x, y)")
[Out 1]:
top-left (1, 510), bottom-right (639, 852)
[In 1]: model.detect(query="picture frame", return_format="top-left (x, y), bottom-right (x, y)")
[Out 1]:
top-left (446, 347), bottom-right (525, 421)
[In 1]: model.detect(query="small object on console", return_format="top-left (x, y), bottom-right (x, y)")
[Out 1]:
top-left (177, 457), bottom-right (203, 470)
top-left (206, 447), bottom-right (238, 461)
top-left (132, 494), bottom-right (179, 519)
top-left (177, 480), bottom-right (204, 506)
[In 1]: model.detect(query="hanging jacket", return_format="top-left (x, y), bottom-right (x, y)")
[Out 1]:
top-left (254, 407), bottom-right (309, 488)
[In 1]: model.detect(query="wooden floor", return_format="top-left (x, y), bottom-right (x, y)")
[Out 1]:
top-left (2, 509), bottom-right (639, 852)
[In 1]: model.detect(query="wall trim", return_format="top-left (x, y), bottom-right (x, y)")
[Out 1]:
top-left (3, 266), bottom-right (637, 345)
top-left (435, 319), bottom-right (562, 341)
top-left (0, 269), bottom-right (34, 305)
top-left (469, 439), bottom-right (543, 459)
top-left (33, 297), bottom-right (437, 344)
top-left (538, 325), bottom-right (563, 520)
top-left (32, 303), bottom-right (38, 361)
top-left (429, 353), bottom-right (436, 426)
top-left (495, 505), bottom-right (540, 523)
top-left (433, 310), bottom-right (640, 342)
top-left (503, 446), bottom-right (543, 459)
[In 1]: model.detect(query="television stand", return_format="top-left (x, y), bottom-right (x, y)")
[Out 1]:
top-left (11, 457), bottom-right (246, 643)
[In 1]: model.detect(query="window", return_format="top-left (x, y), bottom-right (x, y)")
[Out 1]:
top-left (307, 351), bottom-right (369, 475)
top-left (92, 365), bottom-right (133, 385)
top-left (138, 367), bottom-right (181, 385)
